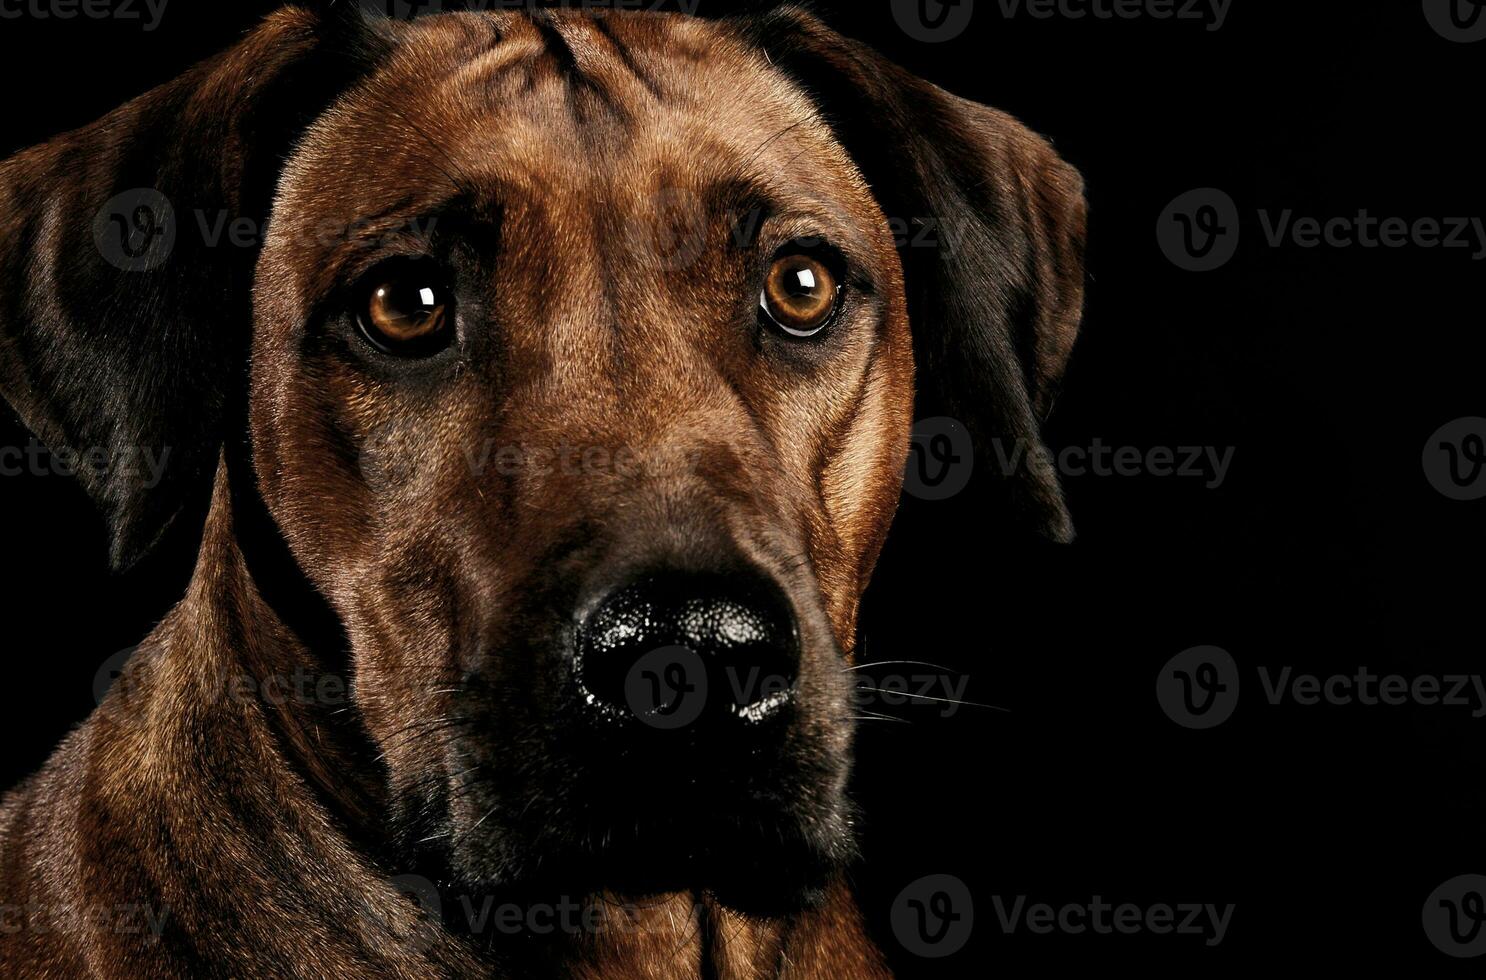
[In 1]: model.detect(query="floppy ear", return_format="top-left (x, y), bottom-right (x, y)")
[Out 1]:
top-left (0, 4), bottom-right (384, 569)
top-left (747, 7), bottom-right (1088, 541)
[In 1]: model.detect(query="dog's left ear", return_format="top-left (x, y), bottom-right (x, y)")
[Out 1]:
top-left (0, 5), bottom-right (385, 569)
top-left (746, 7), bottom-right (1088, 541)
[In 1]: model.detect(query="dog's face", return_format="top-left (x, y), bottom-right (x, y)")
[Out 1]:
top-left (251, 11), bottom-right (914, 906)
top-left (0, 4), bottom-right (1085, 915)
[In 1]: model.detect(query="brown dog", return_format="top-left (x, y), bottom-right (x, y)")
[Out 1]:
top-left (0, 4), bottom-right (1085, 977)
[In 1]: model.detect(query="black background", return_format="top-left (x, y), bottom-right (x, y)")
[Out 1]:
top-left (1, 0), bottom-right (1482, 972)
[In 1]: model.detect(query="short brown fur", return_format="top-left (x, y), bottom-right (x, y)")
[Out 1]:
top-left (0, 6), bottom-right (1085, 977)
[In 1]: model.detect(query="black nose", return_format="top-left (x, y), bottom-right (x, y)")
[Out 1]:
top-left (575, 572), bottom-right (799, 728)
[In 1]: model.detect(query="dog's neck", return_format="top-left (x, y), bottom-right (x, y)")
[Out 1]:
top-left (93, 459), bottom-right (885, 978)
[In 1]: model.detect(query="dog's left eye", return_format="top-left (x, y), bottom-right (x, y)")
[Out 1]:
top-left (355, 264), bottom-right (454, 356)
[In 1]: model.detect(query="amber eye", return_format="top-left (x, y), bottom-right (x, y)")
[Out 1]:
top-left (356, 266), bottom-right (454, 356)
top-left (760, 252), bottom-right (841, 338)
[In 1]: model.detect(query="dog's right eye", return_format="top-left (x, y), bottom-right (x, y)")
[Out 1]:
top-left (355, 263), bottom-right (455, 356)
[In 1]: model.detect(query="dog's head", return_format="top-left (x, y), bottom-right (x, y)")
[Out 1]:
top-left (0, 5), bottom-right (1084, 913)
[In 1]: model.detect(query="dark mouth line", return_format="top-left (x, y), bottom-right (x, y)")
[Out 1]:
top-left (696, 892), bottom-right (721, 980)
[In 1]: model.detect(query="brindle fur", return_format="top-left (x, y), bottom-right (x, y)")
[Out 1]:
top-left (0, 5), bottom-right (1085, 977)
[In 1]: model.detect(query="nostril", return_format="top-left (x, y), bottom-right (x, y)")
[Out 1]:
top-left (575, 572), bottom-right (799, 727)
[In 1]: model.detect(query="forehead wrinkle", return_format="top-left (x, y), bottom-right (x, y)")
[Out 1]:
top-left (544, 13), bottom-right (660, 111)
top-left (612, 70), bottom-right (871, 228)
top-left (365, 10), bottom-right (843, 196)
top-left (446, 80), bottom-right (591, 200)
top-left (441, 27), bottom-right (546, 96)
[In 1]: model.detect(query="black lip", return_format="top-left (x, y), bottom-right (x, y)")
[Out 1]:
top-left (444, 701), bottom-right (854, 918)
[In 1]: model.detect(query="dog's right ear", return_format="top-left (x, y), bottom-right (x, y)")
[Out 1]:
top-left (0, 5), bottom-right (386, 570)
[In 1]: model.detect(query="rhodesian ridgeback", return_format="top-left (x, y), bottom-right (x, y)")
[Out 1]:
top-left (0, 4), bottom-right (1085, 975)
